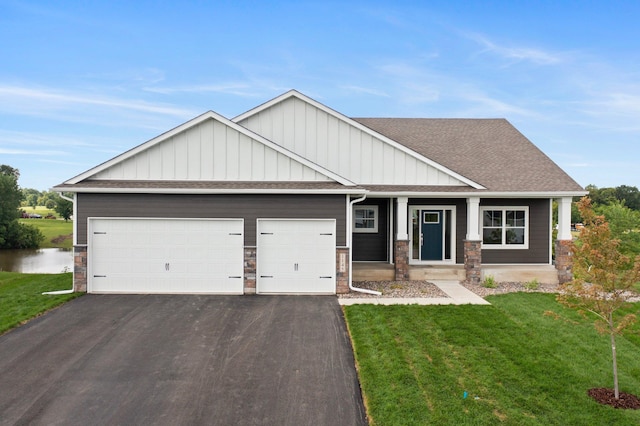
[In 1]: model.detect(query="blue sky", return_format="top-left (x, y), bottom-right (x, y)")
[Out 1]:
top-left (1, 0), bottom-right (639, 191)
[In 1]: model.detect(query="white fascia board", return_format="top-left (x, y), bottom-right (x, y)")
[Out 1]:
top-left (365, 191), bottom-right (587, 198)
top-left (233, 90), bottom-right (485, 190)
top-left (66, 108), bottom-right (356, 188)
top-left (57, 187), bottom-right (367, 195)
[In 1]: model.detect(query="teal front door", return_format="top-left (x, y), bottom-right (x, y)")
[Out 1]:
top-left (421, 210), bottom-right (443, 261)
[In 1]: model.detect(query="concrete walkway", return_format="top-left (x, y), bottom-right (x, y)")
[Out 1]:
top-left (338, 280), bottom-right (491, 306)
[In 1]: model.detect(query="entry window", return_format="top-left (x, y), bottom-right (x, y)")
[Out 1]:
top-left (481, 207), bottom-right (528, 248)
top-left (353, 206), bottom-right (378, 233)
top-left (423, 212), bottom-right (440, 224)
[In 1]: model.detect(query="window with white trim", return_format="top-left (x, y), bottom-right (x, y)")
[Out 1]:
top-left (353, 206), bottom-right (378, 233)
top-left (481, 207), bottom-right (528, 248)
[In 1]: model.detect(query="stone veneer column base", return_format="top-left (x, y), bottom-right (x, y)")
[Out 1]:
top-left (336, 248), bottom-right (349, 294)
top-left (73, 245), bottom-right (88, 292)
top-left (464, 240), bottom-right (482, 285)
top-left (244, 247), bottom-right (257, 294)
top-left (555, 239), bottom-right (573, 284)
top-left (394, 240), bottom-right (410, 281)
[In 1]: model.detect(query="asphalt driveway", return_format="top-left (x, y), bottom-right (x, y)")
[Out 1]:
top-left (0, 295), bottom-right (367, 426)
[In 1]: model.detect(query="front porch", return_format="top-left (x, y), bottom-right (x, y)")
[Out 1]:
top-left (352, 262), bottom-right (560, 284)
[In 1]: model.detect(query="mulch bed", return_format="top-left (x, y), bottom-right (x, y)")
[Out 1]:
top-left (588, 388), bottom-right (640, 409)
top-left (51, 234), bottom-right (73, 244)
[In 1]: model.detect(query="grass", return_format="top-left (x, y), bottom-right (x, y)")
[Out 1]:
top-left (0, 272), bottom-right (81, 335)
top-left (18, 206), bottom-right (73, 249)
top-left (344, 293), bottom-right (640, 425)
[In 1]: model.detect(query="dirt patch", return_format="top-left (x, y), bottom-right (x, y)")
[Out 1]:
top-left (51, 234), bottom-right (73, 244)
top-left (588, 388), bottom-right (640, 409)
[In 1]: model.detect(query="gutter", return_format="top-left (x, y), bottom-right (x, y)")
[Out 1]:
top-left (348, 194), bottom-right (382, 296)
top-left (43, 193), bottom-right (75, 295)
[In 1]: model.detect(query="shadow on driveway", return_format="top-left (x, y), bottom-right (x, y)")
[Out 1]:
top-left (0, 295), bottom-right (367, 425)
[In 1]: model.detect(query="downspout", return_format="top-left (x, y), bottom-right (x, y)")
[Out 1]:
top-left (348, 194), bottom-right (382, 296)
top-left (43, 192), bottom-right (75, 295)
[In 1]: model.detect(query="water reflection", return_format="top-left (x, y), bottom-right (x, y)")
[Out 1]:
top-left (0, 248), bottom-right (73, 273)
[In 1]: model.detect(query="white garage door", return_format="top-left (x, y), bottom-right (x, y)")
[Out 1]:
top-left (89, 218), bottom-right (244, 294)
top-left (257, 219), bottom-right (336, 294)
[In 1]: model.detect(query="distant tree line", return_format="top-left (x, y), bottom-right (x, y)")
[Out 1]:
top-left (0, 164), bottom-right (74, 249)
top-left (577, 185), bottom-right (640, 258)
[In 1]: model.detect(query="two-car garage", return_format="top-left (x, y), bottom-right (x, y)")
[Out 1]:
top-left (88, 218), bottom-right (337, 295)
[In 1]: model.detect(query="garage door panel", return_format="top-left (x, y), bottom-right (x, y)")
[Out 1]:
top-left (89, 219), bottom-right (244, 294)
top-left (257, 219), bottom-right (336, 294)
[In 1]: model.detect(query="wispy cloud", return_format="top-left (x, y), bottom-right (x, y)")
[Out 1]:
top-left (466, 32), bottom-right (563, 65)
top-left (340, 85), bottom-right (390, 97)
top-left (0, 148), bottom-right (65, 156)
top-left (0, 84), bottom-right (196, 117)
top-left (143, 82), bottom-right (254, 96)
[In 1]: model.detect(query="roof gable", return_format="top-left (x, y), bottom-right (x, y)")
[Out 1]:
top-left (65, 111), bottom-right (355, 186)
top-left (234, 90), bottom-right (483, 189)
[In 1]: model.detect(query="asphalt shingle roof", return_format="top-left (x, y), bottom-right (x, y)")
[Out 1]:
top-left (353, 118), bottom-right (584, 192)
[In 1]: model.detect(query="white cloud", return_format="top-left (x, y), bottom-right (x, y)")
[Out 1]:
top-left (466, 32), bottom-right (563, 65)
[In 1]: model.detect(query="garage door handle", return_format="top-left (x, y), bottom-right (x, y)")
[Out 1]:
top-left (93, 275), bottom-right (106, 278)
top-left (229, 233), bottom-right (242, 235)
top-left (319, 276), bottom-right (333, 279)
top-left (228, 276), bottom-right (241, 279)
top-left (320, 233), bottom-right (333, 235)
top-left (93, 232), bottom-right (107, 235)
top-left (260, 232), bottom-right (273, 235)
top-left (260, 275), bottom-right (273, 278)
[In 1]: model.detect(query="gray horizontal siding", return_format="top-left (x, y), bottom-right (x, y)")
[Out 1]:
top-left (353, 199), bottom-right (389, 261)
top-left (76, 193), bottom-right (347, 246)
top-left (480, 198), bottom-right (550, 264)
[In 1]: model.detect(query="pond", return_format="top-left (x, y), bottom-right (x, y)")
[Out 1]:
top-left (0, 248), bottom-right (73, 274)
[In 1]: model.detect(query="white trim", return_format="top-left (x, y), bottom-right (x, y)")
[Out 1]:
top-left (56, 187), bottom-right (364, 195)
top-left (408, 205), bottom-right (457, 265)
top-left (352, 205), bottom-right (379, 233)
top-left (480, 206), bottom-right (530, 250)
top-left (364, 190), bottom-right (586, 198)
top-left (65, 110), bottom-right (356, 188)
top-left (232, 90), bottom-right (485, 190)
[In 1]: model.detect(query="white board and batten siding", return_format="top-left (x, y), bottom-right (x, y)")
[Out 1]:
top-left (237, 96), bottom-right (466, 186)
top-left (257, 219), bottom-right (336, 294)
top-left (92, 117), bottom-right (332, 182)
top-left (88, 218), bottom-right (244, 294)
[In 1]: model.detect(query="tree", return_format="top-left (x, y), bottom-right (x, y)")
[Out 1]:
top-left (595, 201), bottom-right (640, 258)
top-left (557, 197), bottom-right (640, 400)
top-left (0, 165), bottom-right (44, 249)
top-left (53, 193), bottom-right (73, 221)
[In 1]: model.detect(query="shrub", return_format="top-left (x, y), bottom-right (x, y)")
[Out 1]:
top-left (482, 275), bottom-right (497, 288)
top-left (525, 278), bottom-right (540, 290)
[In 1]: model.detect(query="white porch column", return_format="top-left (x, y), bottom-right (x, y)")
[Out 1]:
top-left (466, 197), bottom-right (481, 240)
top-left (396, 197), bottom-right (409, 240)
top-left (556, 197), bottom-right (573, 241)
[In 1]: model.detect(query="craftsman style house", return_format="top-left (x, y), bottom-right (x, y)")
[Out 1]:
top-left (55, 90), bottom-right (585, 294)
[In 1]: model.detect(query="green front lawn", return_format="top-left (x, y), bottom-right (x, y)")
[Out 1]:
top-left (0, 272), bottom-right (81, 335)
top-left (344, 293), bottom-right (640, 425)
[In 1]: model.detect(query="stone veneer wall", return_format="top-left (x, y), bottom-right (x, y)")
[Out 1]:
top-left (555, 239), bottom-right (573, 284)
top-left (73, 245), bottom-right (88, 292)
top-left (244, 247), bottom-right (257, 294)
top-left (464, 240), bottom-right (482, 285)
top-left (336, 248), bottom-right (349, 294)
top-left (394, 240), bottom-right (410, 280)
